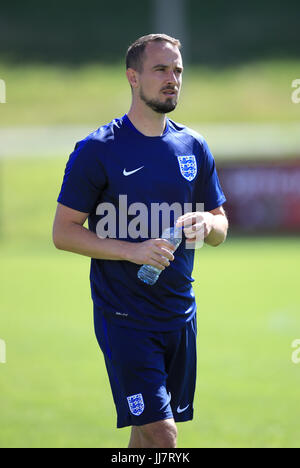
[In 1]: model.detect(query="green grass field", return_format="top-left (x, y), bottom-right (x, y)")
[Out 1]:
top-left (0, 157), bottom-right (300, 448)
top-left (1, 59), bottom-right (300, 126)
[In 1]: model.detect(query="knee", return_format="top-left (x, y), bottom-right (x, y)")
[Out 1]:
top-left (138, 419), bottom-right (177, 448)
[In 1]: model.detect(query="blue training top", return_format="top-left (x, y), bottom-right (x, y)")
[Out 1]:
top-left (57, 114), bottom-right (226, 331)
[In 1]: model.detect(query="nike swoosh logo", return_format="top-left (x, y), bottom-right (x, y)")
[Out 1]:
top-left (177, 404), bottom-right (189, 414)
top-left (123, 166), bottom-right (144, 176)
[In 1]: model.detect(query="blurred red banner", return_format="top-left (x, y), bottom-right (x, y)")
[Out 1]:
top-left (218, 160), bottom-right (300, 233)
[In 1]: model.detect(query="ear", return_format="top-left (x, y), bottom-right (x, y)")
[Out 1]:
top-left (126, 68), bottom-right (139, 89)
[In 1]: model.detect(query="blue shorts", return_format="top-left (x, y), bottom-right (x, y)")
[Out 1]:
top-left (93, 306), bottom-right (197, 428)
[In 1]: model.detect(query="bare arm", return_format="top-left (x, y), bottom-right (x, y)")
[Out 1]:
top-left (203, 205), bottom-right (228, 246)
top-left (52, 203), bottom-right (175, 270)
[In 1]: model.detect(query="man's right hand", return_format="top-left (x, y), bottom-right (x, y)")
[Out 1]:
top-left (125, 239), bottom-right (175, 270)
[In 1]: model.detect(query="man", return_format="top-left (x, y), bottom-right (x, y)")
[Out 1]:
top-left (53, 33), bottom-right (228, 448)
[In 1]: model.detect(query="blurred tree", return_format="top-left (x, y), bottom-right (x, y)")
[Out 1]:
top-left (0, 0), bottom-right (298, 65)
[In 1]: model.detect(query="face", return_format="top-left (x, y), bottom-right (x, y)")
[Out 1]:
top-left (129, 41), bottom-right (183, 114)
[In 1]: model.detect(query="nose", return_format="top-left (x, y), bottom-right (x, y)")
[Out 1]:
top-left (166, 69), bottom-right (178, 85)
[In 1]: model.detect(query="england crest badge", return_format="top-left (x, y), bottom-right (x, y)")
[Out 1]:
top-left (177, 155), bottom-right (197, 181)
top-left (127, 393), bottom-right (145, 416)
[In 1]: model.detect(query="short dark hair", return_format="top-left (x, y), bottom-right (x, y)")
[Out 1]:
top-left (126, 33), bottom-right (181, 72)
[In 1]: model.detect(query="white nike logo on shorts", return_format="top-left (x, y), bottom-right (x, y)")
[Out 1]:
top-left (177, 404), bottom-right (189, 414)
top-left (123, 166), bottom-right (144, 176)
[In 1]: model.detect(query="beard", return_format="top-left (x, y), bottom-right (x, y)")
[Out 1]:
top-left (139, 87), bottom-right (178, 114)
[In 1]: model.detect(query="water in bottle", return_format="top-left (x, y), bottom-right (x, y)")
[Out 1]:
top-left (137, 226), bottom-right (182, 285)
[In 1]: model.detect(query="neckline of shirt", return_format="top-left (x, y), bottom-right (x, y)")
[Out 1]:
top-left (122, 114), bottom-right (170, 139)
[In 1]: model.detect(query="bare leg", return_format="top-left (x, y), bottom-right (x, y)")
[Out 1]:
top-left (128, 419), bottom-right (177, 448)
top-left (128, 426), bottom-right (141, 448)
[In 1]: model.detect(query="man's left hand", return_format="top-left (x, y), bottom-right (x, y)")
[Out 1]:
top-left (176, 212), bottom-right (214, 243)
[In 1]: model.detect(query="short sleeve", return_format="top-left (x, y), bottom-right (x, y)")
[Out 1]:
top-left (57, 139), bottom-right (107, 213)
top-left (201, 139), bottom-right (226, 211)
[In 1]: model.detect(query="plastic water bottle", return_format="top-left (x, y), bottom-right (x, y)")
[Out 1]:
top-left (137, 226), bottom-right (182, 285)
